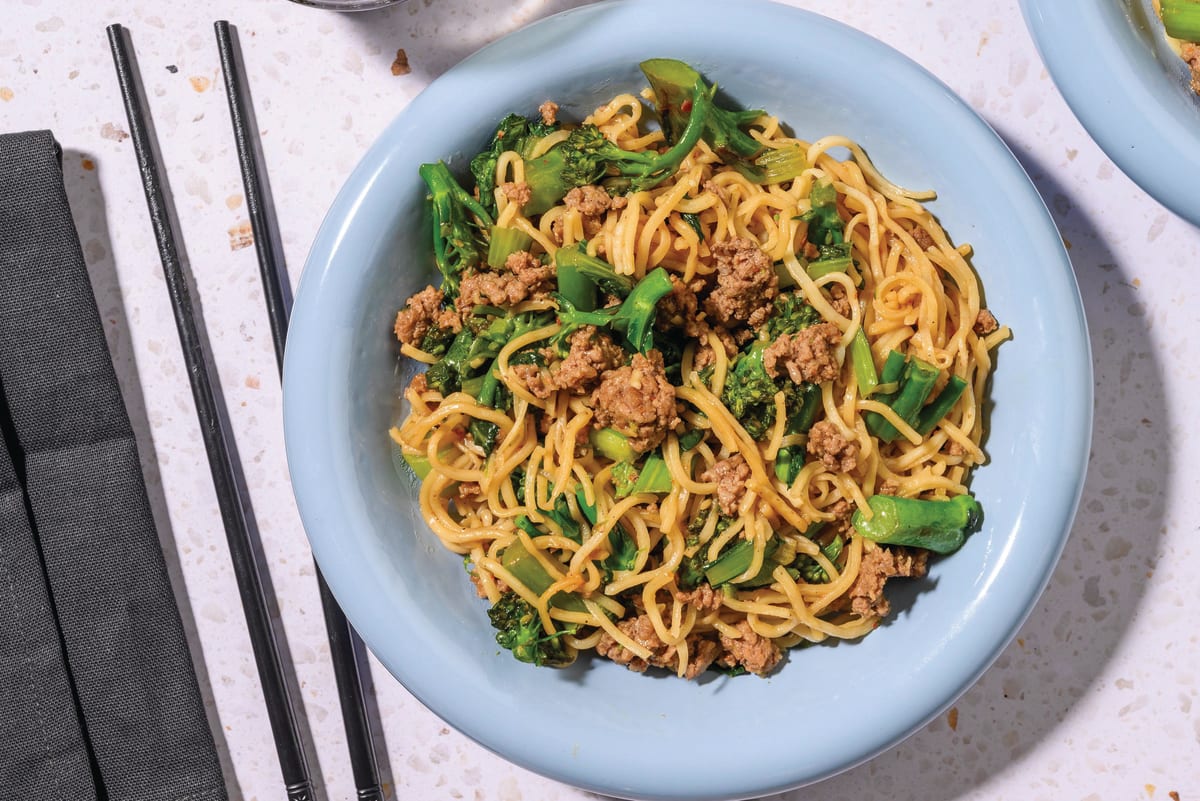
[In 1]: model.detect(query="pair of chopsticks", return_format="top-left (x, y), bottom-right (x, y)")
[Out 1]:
top-left (107, 23), bottom-right (385, 801)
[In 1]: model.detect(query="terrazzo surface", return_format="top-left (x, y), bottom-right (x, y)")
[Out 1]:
top-left (3, 0), bottom-right (1198, 799)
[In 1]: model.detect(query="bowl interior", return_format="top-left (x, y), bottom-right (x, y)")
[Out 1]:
top-left (283, 2), bottom-right (1092, 799)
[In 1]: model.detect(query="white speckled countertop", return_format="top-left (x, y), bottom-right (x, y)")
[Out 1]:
top-left (4, 0), bottom-right (1198, 799)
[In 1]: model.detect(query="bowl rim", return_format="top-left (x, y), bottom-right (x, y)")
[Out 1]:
top-left (283, 2), bottom-right (1093, 798)
top-left (1020, 0), bottom-right (1200, 227)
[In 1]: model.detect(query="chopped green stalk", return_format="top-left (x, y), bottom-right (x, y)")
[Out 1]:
top-left (486, 225), bottom-right (533, 269)
top-left (774, 445), bottom-right (802, 485)
top-left (704, 537), bottom-right (780, 587)
top-left (631, 452), bottom-right (672, 494)
top-left (500, 539), bottom-right (586, 611)
top-left (810, 179), bottom-right (837, 208)
top-left (851, 328), bottom-right (878, 397)
top-left (915, 374), bottom-right (969, 436)
top-left (574, 485), bottom-right (638, 573)
top-left (678, 429), bottom-right (705, 450)
top-left (877, 356), bottom-right (940, 443)
top-left (863, 350), bottom-right (908, 439)
top-left (774, 261), bottom-right (796, 289)
top-left (801, 179), bottom-right (845, 251)
top-left (418, 161), bottom-right (494, 297)
top-left (1162, 0), bottom-right (1200, 40)
top-left (786, 382), bottom-right (822, 435)
top-left (799, 535), bottom-right (844, 584)
top-left (851, 493), bottom-right (982, 555)
top-left (611, 461), bottom-right (640, 498)
top-left (554, 267), bottom-right (674, 353)
top-left (737, 145), bottom-right (807, 184)
top-left (575, 486), bottom-right (597, 524)
top-left (522, 147), bottom-right (571, 215)
top-left (591, 427), bottom-right (637, 463)
top-left (554, 261), bottom-right (595, 313)
top-left (641, 58), bottom-right (764, 159)
top-left (553, 243), bottom-right (634, 298)
top-left (704, 539), bottom-right (754, 587)
top-left (806, 256), bottom-right (852, 280)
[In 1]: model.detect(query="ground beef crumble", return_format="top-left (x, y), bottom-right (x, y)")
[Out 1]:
top-left (716, 619), bottom-right (782, 676)
top-left (675, 583), bottom-right (724, 614)
top-left (393, 285), bottom-right (461, 347)
top-left (973, 309), bottom-right (999, 336)
top-left (1183, 42), bottom-right (1200, 96)
top-left (700, 454), bottom-right (752, 516)
top-left (500, 181), bottom-right (532, 206)
top-left (845, 545), bottom-right (929, 618)
top-left (455, 251), bottom-right (553, 316)
top-left (564, 185), bottom-right (612, 217)
top-left (546, 325), bottom-right (625, 396)
top-left (539, 100), bottom-right (559, 125)
top-left (595, 614), bottom-right (735, 679)
top-left (591, 350), bottom-right (679, 453)
top-left (806, 420), bottom-right (859, 473)
top-left (656, 275), bottom-right (707, 338)
top-left (762, 322), bottom-right (842, 384)
top-left (703, 237), bottom-right (778, 329)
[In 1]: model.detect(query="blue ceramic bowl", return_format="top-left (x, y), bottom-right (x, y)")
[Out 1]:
top-left (283, 2), bottom-right (1092, 798)
top-left (1022, 0), bottom-right (1200, 227)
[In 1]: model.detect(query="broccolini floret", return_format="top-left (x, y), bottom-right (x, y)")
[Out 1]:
top-left (487, 591), bottom-right (575, 667)
top-left (418, 161), bottom-right (494, 298)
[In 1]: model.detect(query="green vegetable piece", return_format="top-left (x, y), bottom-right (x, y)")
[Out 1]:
top-left (418, 161), bottom-right (494, 298)
top-left (640, 58), bottom-right (764, 159)
top-left (876, 356), bottom-right (940, 443)
top-left (487, 591), bottom-right (575, 667)
top-left (774, 444), bottom-right (803, 486)
top-left (1162, 0), bottom-right (1200, 40)
top-left (469, 113), bottom-right (558, 217)
top-left (806, 256), bottom-right (852, 280)
top-left (678, 429), bottom-right (705, 451)
top-left (486, 225), bottom-right (534, 269)
top-left (591, 427), bottom-right (637, 463)
top-left (720, 342), bottom-right (778, 440)
top-left (574, 485), bottom-right (638, 575)
top-left (611, 461), bottom-right (640, 499)
top-left (680, 212), bottom-right (705, 239)
top-left (500, 539), bottom-right (586, 611)
top-left (704, 537), bottom-right (781, 587)
top-left (851, 494), bottom-right (982, 555)
top-left (554, 243), bottom-right (634, 299)
top-left (799, 534), bottom-right (844, 584)
top-left (863, 350), bottom-right (908, 440)
top-left (850, 328), bottom-right (878, 397)
top-left (736, 144), bottom-right (807, 185)
top-left (554, 267), bottom-right (674, 354)
top-left (631, 452), bottom-right (672, 494)
top-left (915, 374), bottom-right (969, 436)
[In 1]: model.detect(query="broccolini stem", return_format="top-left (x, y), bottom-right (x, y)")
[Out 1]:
top-left (915, 374), bottom-right (969, 436)
top-left (876, 356), bottom-right (940, 443)
top-left (850, 328), bottom-right (878, 397)
top-left (1162, 0), bottom-right (1200, 40)
top-left (851, 494), bottom-right (981, 554)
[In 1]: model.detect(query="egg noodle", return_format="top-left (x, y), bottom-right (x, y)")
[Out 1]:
top-left (391, 70), bottom-right (1009, 679)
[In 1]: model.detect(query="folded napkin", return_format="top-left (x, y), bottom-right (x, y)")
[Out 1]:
top-left (0, 131), bottom-right (226, 801)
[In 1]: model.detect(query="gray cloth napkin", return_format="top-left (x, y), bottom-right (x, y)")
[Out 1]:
top-left (0, 130), bottom-right (227, 801)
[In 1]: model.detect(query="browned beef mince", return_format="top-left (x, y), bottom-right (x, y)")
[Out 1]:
top-left (591, 350), bottom-right (679, 453)
top-left (455, 251), bottom-right (553, 316)
top-left (806, 420), bottom-right (859, 473)
top-left (909, 223), bottom-right (936, 251)
top-left (595, 614), bottom-right (723, 679)
top-left (505, 250), bottom-right (555, 290)
top-left (762, 322), bottom-right (842, 384)
top-left (1183, 43), bottom-right (1200, 96)
top-left (456, 271), bottom-right (531, 315)
top-left (564, 185), bottom-right (613, 217)
top-left (595, 614), bottom-right (672, 673)
top-left (499, 181), bottom-right (532, 206)
top-left (548, 325), bottom-right (625, 396)
top-left (845, 545), bottom-right (929, 618)
top-left (692, 325), bottom-right (738, 372)
top-left (973, 309), bottom-right (999, 336)
top-left (656, 275), bottom-right (707, 338)
top-left (716, 619), bottom-right (782, 676)
top-left (393, 285), bottom-right (462, 347)
top-left (700, 454), bottom-right (752, 516)
top-left (827, 282), bottom-right (852, 318)
top-left (703, 237), bottom-right (779, 328)
top-left (539, 100), bottom-right (559, 125)
top-left (675, 583), bottom-right (724, 614)
top-left (512, 363), bottom-right (555, 400)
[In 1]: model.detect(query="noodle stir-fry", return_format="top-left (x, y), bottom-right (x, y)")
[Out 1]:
top-left (390, 59), bottom-right (1008, 678)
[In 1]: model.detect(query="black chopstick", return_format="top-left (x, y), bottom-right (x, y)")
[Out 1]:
top-left (213, 20), bottom-right (386, 801)
top-left (106, 24), bottom-right (316, 801)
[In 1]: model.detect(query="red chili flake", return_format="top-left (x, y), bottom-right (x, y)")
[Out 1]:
top-left (680, 99), bottom-right (693, 113)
